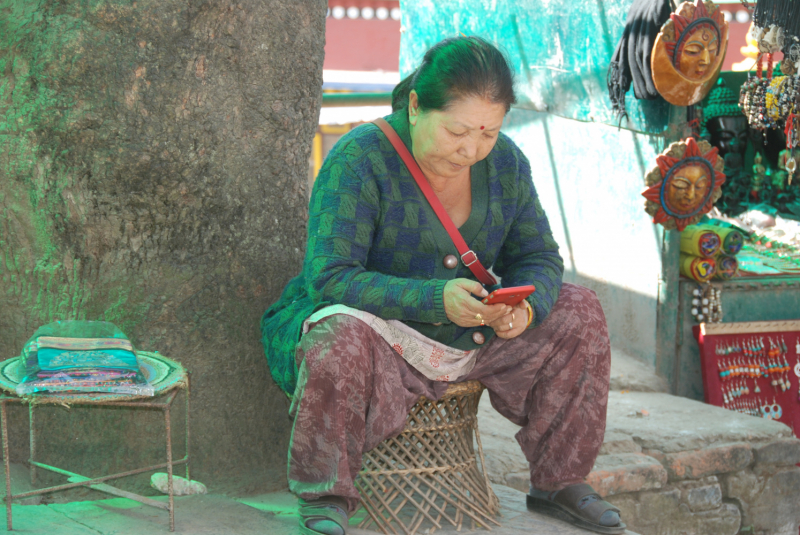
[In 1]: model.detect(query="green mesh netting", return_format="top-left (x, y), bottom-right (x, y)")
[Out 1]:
top-left (399, 0), bottom-right (672, 134)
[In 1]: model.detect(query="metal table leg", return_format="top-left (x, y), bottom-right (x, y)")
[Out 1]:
top-left (29, 404), bottom-right (36, 486)
top-left (2, 400), bottom-right (12, 530)
top-left (165, 404), bottom-right (174, 532)
top-left (185, 375), bottom-right (191, 481)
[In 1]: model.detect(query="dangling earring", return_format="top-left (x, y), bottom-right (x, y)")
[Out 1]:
top-left (771, 398), bottom-right (783, 420)
top-left (797, 371), bottom-right (800, 403)
top-left (783, 356), bottom-right (791, 391)
top-left (761, 398), bottom-right (773, 419)
top-left (794, 352), bottom-right (800, 402)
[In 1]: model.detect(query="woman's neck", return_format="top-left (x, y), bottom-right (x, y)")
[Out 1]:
top-left (421, 167), bottom-right (473, 228)
top-left (423, 167), bottom-right (470, 192)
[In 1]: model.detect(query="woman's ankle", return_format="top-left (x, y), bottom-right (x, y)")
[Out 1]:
top-left (530, 479), bottom-right (583, 493)
top-left (303, 495), bottom-right (348, 510)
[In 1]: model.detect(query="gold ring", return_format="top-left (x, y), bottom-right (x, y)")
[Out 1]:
top-left (475, 313), bottom-right (482, 321)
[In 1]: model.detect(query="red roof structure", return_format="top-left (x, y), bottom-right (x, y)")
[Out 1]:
top-left (324, 1), bottom-right (401, 75)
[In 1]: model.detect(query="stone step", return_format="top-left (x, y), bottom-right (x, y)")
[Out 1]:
top-left (480, 391), bottom-right (800, 495)
top-left (478, 388), bottom-right (800, 535)
top-left (604, 391), bottom-right (795, 456)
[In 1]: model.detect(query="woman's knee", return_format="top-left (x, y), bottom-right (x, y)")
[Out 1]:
top-left (560, 283), bottom-right (601, 306)
top-left (552, 284), bottom-right (608, 336)
top-left (299, 314), bottom-right (377, 377)
top-left (560, 283), bottom-right (604, 315)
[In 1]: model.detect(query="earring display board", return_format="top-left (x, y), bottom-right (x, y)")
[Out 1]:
top-left (693, 320), bottom-right (800, 438)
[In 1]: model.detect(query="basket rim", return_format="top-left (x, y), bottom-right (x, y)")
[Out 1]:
top-left (418, 380), bottom-right (483, 403)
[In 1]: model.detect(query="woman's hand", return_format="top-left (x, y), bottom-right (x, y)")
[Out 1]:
top-left (443, 279), bottom-right (511, 328)
top-left (488, 300), bottom-right (529, 339)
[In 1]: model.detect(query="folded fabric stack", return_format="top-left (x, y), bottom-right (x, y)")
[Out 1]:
top-left (17, 321), bottom-right (154, 396)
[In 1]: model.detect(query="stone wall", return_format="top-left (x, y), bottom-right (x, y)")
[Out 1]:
top-left (591, 434), bottom-right (800, 534)
top-left (481, 391), bottom-right (800, 535)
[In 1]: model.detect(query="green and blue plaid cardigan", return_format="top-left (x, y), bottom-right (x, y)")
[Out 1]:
top-left (261, 110), bottom-right (564, 395)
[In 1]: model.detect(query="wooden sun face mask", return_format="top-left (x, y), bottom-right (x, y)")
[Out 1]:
top-left (675, 23), bottom-right (720, 80)
top-left (642, 137), bottom-right (726, 231)
top-left (666, 161), bottom-right (713, 214)
top-left (652, 0), bottom-right (728, 106)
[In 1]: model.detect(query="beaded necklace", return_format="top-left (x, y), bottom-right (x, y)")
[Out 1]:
top-left (739, 54), bottom-right (800, 182)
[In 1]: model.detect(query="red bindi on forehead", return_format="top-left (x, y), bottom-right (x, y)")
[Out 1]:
top-left (480, 126), bottom-right (485, 130)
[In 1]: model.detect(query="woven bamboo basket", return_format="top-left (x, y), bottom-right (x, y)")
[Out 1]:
top-left (355, 380), bottom-right (500, 535)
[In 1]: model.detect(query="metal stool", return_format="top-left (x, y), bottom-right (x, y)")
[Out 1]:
top-left (356, 380), bottom-right (500, 535)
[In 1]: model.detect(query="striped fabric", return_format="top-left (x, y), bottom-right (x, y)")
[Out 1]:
top-left (261, 109), bottom-right (564, 395)
top-left (23, 337), bottom-right (139, 372)
top-left (34, 337), bottom-right (135, 352)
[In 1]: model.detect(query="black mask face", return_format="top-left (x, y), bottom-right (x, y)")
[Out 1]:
top-left (706, 116), bottom-right (748, 156)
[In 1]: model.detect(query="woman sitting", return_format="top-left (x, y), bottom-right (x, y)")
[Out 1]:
top-left (261, 36), bottom-right (625, 535)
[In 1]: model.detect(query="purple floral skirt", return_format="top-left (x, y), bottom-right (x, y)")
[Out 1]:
top-left (288, 283), bottom-right (611, 514)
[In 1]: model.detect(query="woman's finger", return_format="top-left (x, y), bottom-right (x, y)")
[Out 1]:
top-left (493, 315), bottom-right (527, 339)
top-left (478, 303), bottom-right (511, 323)
top-left (486, 311), bottom-right (516, 330)
top-left (444, 279), bottom-right (524, 328)
top-left (457, 279), bottom-right (488, 298)
top-left (470, 305), bottom-right (507, 328)
top-left (488, 300), bottom-right (531, 338)
top-left (444, 279), bottom-right (496, 327)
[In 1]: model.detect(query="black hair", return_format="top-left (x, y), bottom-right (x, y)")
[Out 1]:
top-left (391, 36), bottom-right (517, 113)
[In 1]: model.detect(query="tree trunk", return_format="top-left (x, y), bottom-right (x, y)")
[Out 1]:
top-left (0, 0), bottom-right (324, 493)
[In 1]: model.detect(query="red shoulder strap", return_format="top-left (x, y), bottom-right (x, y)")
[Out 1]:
top-left (372, 118), bottom-right (497, 286)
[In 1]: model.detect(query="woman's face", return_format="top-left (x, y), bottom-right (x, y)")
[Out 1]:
top-left (409, 91), bottom-right (507, 180)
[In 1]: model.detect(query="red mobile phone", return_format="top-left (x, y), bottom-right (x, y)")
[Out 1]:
top-left (481, 285), bottom-right (535, 306)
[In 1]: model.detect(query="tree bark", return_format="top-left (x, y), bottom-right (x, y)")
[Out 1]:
top-left (0, 0), bottom-right (324, 493)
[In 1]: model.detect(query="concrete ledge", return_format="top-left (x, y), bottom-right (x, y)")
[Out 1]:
top-left (599, 432), bottom-right (642, 455)
top-left (585, 453), bottom-right (668, 497)
top-left (604, 392), bottom-right (789, 453)
top-left (658, 443), bottom-right (754, 481)
top-left (754, 437), bottom-right (800, 466)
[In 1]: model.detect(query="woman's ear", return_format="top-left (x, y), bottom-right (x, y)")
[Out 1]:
top-left (408, 90), bottom-right (419, 126)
